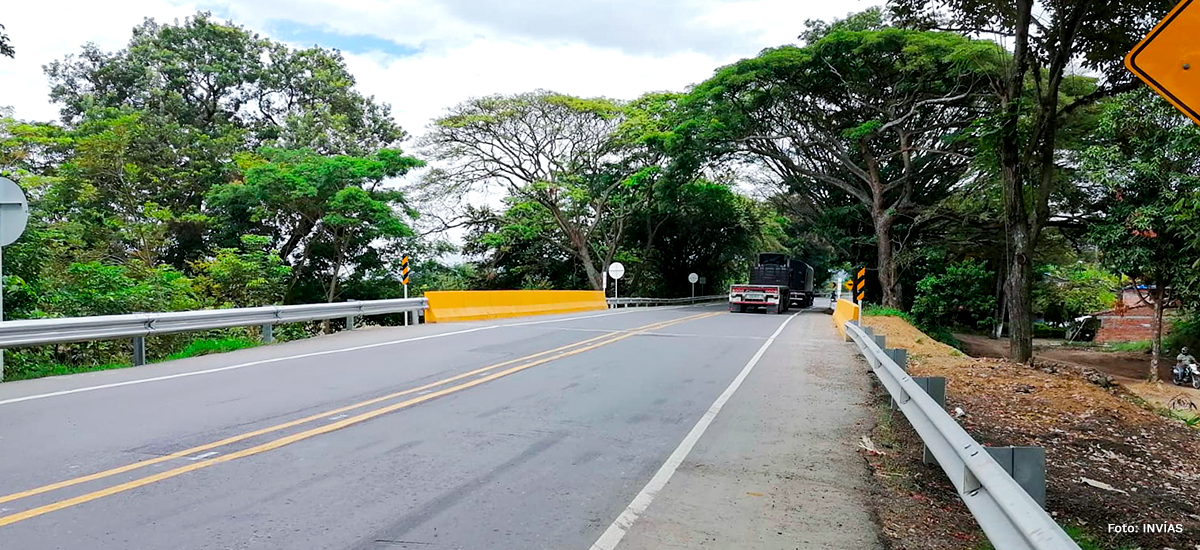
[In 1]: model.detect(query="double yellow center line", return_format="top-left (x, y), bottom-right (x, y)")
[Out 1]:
top-left (0, 310), bottom-right (721, 528)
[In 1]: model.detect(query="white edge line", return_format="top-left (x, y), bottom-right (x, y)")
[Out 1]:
top-left (0, 304), bottom-right (721, 407)
top-left (588, 312), bottom-right (798, 550)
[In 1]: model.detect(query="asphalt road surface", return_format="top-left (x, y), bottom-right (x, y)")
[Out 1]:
top-left (0, 300), bottom-right (881, 549)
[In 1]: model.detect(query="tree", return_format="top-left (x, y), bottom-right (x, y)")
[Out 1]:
top-left (1032, 263), bottom-right (1117, 326)
top-left (0, 23), bottom-right (14, 58)
top-left (190, 234), bottom-right (291, 308)
top-left (44, 13), bottom-right (404, 154)
top-left (890, 0), bottom-right (1176, 361)
top-left (462, 201), bottom-right (591, 291)
top-left (206, 147), bottom-right (423, 306)
top-left (420, 91), bottom-right (634, 290)
top-left (911, 259), bottom-right (996, 330)
top-left (1085, 90), bottom-right (1200, 380)
top-left (689, 27), bottom-right (1004, 307)
top-left (623, 180), bottom-right (766, 296)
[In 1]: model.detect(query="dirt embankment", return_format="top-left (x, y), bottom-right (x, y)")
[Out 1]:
top-left (957, 332), bottom-right (1200, 417)
top-left (860, 316), bottom-right (1200, 550)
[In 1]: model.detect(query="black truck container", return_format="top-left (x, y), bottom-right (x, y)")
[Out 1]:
top-left (748, 253), bottom-right (815, 308)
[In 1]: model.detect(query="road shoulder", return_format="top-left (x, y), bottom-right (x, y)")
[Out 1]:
top-left (611, 311), bottom-right (883, 549)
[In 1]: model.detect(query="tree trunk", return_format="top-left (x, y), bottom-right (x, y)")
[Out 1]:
top-left (1005, 232), bottom-right (1035, 363)
top-left (874, 215), bottom-right (902, 309)
top-left (578, 244), bottom-right (604, 291)
top-left (992, 264), bottom-right (1007, 340)
top-left (1150, 285), bottom-right (1164, 383)
top-left (1000, 0), bottom-right (1034, 364)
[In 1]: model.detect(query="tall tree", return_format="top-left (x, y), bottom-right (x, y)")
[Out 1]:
top-left (890, 0), bottom-right (1175, 361)
top-left (690, 27), bottom-right (1003, 307)
top-left (1086, 90), bottom-right (1200, 380)
top-left (206, 147), bottom-right (423, 305)
top-left (420, 91), bottom-right (634, 290)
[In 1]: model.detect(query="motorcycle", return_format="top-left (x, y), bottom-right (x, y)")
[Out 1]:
top-left (1172, 358), bottom-right (1200, 389)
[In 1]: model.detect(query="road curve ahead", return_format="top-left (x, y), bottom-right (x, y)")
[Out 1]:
top-left (0, 302), bottom-right (880, 549)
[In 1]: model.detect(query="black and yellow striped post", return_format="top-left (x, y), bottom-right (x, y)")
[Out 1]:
top-left (853, 267), bottom-right (866, 305)
top-left (402, 255), bottom-right (411, 326)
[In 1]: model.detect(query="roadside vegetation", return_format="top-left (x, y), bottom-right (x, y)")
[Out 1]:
top-left (2, 3), bottom-right (1200, 388)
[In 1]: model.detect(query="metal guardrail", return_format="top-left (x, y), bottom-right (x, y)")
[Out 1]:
top-left (843, 320), bottom-right (1079, 550)
top-left (606, 295), bottom-right (726, 308)
top-left (0, 298), bottom-right (427, 372)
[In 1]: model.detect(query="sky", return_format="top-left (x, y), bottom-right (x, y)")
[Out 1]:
top-left (0, 0), bottom-right (872, 253)
top-left (0, 0), bottom-right (872, 135)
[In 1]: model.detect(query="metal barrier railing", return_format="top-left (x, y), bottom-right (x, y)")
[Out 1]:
top-left (606, 295), bottom-right (726, 308)
top-left (843, 320), bottom-right (1078, 550)
top-left (0, 298), bottom-right (427, 373)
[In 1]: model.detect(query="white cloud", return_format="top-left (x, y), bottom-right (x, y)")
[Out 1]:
top-left (3, 0), bottom-right (874, 128)
top-left (1, 0), bottom-right (872, 250)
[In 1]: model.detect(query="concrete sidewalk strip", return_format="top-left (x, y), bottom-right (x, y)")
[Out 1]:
top-left (610, 312), bottom-right (883, 549)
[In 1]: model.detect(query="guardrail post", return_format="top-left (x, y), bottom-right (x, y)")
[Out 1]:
top-left (887, 348), bottom-right (908, 371)
top-left (985, 446), bottom-right (1046, 508)
top-left (132, 337), bottom-right (146, 366)
top-left (344, 299), bottom-right (356, 331)
top-left (840, 319), bottom-right (859, 341)
top-left (912, 376), bottom-right (946, 463)
top-left (874, 334), bottom-right (887, 349)
top-left (261, 323), bottom-right (274, 344)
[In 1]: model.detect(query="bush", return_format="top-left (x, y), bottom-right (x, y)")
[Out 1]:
top-left (1033, 322), bottom-right (1067, 339)
top-left (1166, 314), bottom-right (1200, 355)
top-left (1033, 264), bottom-right (1118, 326)
top-left (911, 259), bottom-right (995, 331)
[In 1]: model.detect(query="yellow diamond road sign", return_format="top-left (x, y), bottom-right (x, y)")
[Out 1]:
top-left (1126, 0), bottom-right (1200, 126)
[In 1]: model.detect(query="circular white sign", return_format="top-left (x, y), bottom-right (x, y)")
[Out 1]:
top-left (688, 273), bottom-right (699, 284)
top-left (608, 262), bottom-right (625, 280)
top-left (0, 177), bottom-right (29, 247)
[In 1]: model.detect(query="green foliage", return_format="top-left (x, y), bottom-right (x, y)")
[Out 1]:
top-left (1032, 323), bottom-right (1066, 339)
top-left (688, 23), bottom-right (1005, 306)
top-left (4, 361), bottom-right (129, 382)
top-left (208, 147), bottom-right (421, 303)
top-left (1107, 341), bottom-right (1152, 354)
top-left (863, 305), bottom-right (913, 322)
top-left (910, 260), bottom-right (995, 331)
top-left (191, 235), bottom-right (290, 308)
top-left (1166, 314), bottom-right (1200, 356)
top-left (36, 262), bottom-right (199, 318)
top-left (1032, 264), bottom-right (1118, 325)
top-left (164, 337), bottom-right (260, 360)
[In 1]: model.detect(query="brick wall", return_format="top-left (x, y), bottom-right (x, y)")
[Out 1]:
top-left (1094, 316), bottom-right (1156, 343)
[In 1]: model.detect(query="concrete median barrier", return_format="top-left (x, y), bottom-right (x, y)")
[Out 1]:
top-left (424, 290), bottom-right (608, 323)
top-left (832, 298), bottom-right (860, 337)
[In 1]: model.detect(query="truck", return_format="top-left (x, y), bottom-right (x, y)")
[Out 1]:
top-left (728, 253), bottom-right (815, 314)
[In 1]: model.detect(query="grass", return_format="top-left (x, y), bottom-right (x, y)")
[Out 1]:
top-left (4, 361), bottom-right (131, 382)
top-left (162, 337), bottom-right (261, 361)
top-left (3, 337), bottom-right (263, 382)
top-left (1105, 340), bottom-right (1152, 353)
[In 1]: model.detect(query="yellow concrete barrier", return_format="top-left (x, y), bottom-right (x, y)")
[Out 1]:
top-left (424, 290), bottom-right (608, 323)
top-left (832, 298), bottom-right (860, 337)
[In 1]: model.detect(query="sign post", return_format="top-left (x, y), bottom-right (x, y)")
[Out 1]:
top-left (608, 262), bottom-right (625, 299)
top-left (688, 273), bottom-right (699, 297)
top-left (1126, 0), bottom-right (1200, 126)
top-left (0, 177), bottom-right (30, 382)
top-left (401, 255), bottom-right (411, 326)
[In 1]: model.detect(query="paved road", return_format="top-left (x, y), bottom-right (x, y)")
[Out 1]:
top-left (0, 301), bottom-right (880, 549)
